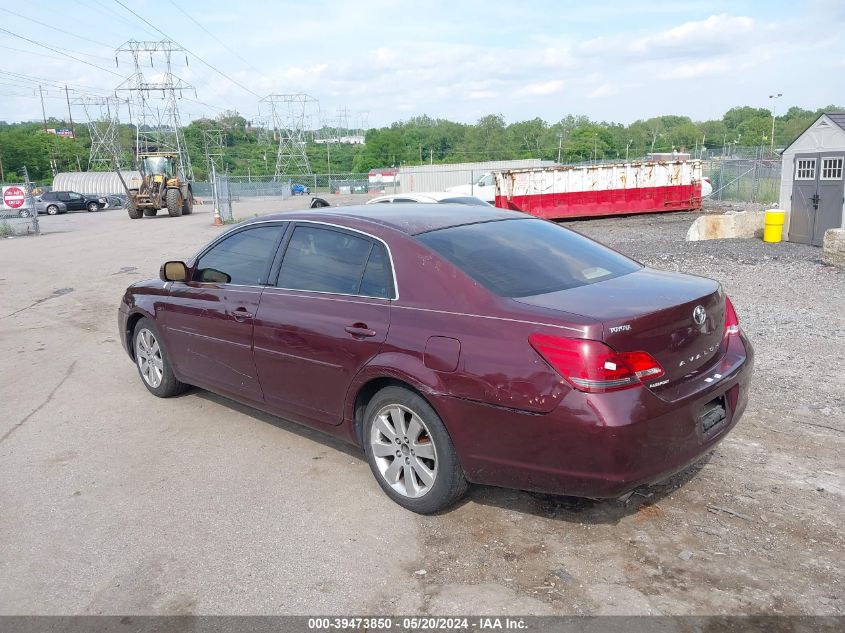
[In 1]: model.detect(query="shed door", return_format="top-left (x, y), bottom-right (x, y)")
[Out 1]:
top-left (789, 152), bottom-right (845, 246)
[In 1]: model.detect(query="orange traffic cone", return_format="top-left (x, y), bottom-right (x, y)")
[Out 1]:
top-left (213, 207), bottom-right (222, 226)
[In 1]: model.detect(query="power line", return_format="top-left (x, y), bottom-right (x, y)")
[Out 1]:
top-left (0, 69), bottom-right (110, 96)
top-left (0, 27), bottom-right (121, 76)
top-left (166, 0), bottom-right (261, 73)
top-left (111, 0), bottom-right (262, 98)
top-left (75, 0), bottom-right (161, 38)
top-left (0, 7), bottom-right (106, 46)
top-left (0, 43), bottom-right (112, 65)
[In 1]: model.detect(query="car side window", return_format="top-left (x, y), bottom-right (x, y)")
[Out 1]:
top-left (58, 192), bottom-right (71, 201)
top-left (42, 192), bottom-right (56, 201)
top-left (194, 225), bottom-right (285, 285)
top-left (69, 192), bottom-right (82, 200)
top-left (359, 244), bottom-right (394, 299)
top-left (277, 225), bottom-right (389, 296)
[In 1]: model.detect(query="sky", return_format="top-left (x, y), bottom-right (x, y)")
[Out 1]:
top-left (1, 0), bottom-right (843, 128)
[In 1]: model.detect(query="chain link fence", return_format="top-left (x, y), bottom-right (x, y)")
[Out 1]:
top-left (704, 159), bottom-right (782, 204)
top-left (188, 149), bottom-right (784, 209)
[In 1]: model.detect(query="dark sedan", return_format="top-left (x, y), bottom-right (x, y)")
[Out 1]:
top-left (118, 205), bottom-right (753, 513)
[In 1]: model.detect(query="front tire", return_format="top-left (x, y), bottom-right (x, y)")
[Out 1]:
top-left (133, 318), bottom-right (187, 398)
top-left (143, 209), bottom-right (158, 217)
top-left (18, 208), bottom-right (32, 218)
top-left (87, 202), bottom-right (99, 213)
top-left (46, 205), bottom-right (59, 215)
top-left (127, 199), bottom-right (143, 219)
top-left (363, 386), bottom-right (467, 514)
top-left (166, 189), bottom-right (183, 217)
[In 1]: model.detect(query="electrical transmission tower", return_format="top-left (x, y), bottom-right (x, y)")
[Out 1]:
top-left (114, 40), bottom-right (194, 179)
top-left (260, 93), bottom-right (318, 178)
top-left (72, 96), bottom-right (125, 171)
top-left (201, 129), bottom-right (225, 178)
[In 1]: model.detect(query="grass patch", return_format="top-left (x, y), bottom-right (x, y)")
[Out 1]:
top-left (0, 221), bottom-right (13, 237)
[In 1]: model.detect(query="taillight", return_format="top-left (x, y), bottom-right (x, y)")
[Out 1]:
top-left (724, 295), bottom-right (740, 336)
top-left (528, 333), bottom-right (664, 394)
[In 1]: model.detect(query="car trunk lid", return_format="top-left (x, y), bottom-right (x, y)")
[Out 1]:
top-left (513, 268), bottom-right (724, 385)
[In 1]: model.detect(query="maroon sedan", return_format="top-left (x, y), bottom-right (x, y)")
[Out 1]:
top-left (119, 205), bottom-right (753, 513)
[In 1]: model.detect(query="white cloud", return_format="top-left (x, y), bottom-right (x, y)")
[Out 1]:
top-left (657, 59), bottom-right (731, 80)
top-left (520, 80), bottom-right (564, 97)
top-left (587, 83), bottom-right (618, 99)
top-left (630, 14), bottom-right (755, 55)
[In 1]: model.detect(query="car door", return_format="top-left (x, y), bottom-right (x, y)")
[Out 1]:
top-left (163, 222), bottom-right (287, 402)
top-left (65, 192), bottom-right (86, 211)
top-left (57, 192), bottom-right (76, 210)
top-left (252, 222), bottom-right (394, 425)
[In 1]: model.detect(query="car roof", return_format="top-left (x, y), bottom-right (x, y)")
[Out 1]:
top-left (241, 203), bottom-right (527, 235)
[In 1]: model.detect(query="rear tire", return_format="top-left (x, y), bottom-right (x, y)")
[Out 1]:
top-left (127, 199), bottom-right (143, 219)
top-left (87, 202), bottom-right (99, 213)
top-left (46, 205), bottom-right (59, 215)
top-left (166, 189), bottom-right (183, 217)
top-left (18, 208), bottom-right (32, 218)
top-left (182, 192), bottom-right (193, 215)
top-left (133, 318), bottom-right (188, 398)
top-left (143, 209), bottom-right (158, 217)
top-left (363, 386), bottom-right (467, 514)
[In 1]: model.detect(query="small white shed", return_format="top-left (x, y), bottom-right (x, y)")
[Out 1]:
top-left (779, 113), bottom-right (845, 245)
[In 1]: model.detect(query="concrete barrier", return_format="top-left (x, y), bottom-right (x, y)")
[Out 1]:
top-left (686, 210), bottom-right (769, 242)
top-left (823, 228), bottom-right (845, 267)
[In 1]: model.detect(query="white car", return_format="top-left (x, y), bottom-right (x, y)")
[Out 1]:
top-left (445, 172), bottom-right (496, 203)
top-left (366, 192), bottom-right (491, 206)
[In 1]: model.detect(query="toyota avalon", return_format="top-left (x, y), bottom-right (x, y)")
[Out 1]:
top-left (118, 205), bottom-right (753, 513)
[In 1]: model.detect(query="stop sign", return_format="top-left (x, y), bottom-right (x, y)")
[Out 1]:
top-left (2, 186), bottom-right (25, 209)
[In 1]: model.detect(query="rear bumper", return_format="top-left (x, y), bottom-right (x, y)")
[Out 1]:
top-left (436, 337), bottom-right (754, 498)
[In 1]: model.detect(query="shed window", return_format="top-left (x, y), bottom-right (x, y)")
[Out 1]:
top-left (795, 159), bottom-right (816, 180)
top-left (820, 157), bottom-right (843, 180)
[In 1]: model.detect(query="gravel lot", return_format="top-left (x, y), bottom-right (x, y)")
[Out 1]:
top-left (0, 199), bottom-right (842, 615)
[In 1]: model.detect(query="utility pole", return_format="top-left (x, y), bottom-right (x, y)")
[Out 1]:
top-left (430, 148), bottom-right (433, 165)
top-left (557, 133), bottom-right (563, 164)
top-left (65, 85), bottom-right (75, 139)
top-left (38, 85), bottom-right (48, 133)
top-left (0, 151), bottom-right (4, 182)
top-left (625, 139), bottom-right (632, 161)
top-left (769, 92), bottom-right (782, 155)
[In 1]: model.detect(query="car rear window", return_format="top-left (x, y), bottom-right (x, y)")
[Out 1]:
top-left (417, 218), bottom-right (640, 298)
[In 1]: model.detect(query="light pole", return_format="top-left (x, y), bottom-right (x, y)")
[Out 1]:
top-left (769, 93), bottom-right (782, 155)
top-left (625, 139), bottom-right (633, 161)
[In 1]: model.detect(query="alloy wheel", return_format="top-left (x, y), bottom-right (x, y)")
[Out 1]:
top-left (135, 328), bottom-right (164, 388)
top-left (370, 404), bottom-right (438, 498)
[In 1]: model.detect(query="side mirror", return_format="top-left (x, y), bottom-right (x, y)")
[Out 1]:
top-left (161, 260), bottom-right (189, 282)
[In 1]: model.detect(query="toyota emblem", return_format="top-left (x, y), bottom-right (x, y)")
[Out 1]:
top-left (693, 305), bottom-right (707, 326)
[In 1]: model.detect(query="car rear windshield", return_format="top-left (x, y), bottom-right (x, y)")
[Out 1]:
top-left (417, 218), bottom-right (640, 298)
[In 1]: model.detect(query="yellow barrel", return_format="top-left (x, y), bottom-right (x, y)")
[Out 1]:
top-left (763, 209), bottom-right (786, 243)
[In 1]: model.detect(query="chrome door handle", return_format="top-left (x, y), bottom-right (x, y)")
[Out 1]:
top-left (345, 324), bottom-right (377, 338)
top-left (231, 307), bottom-right (254, 322)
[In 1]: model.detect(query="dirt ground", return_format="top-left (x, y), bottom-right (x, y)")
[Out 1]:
top-left (0, 198), bottom-right (842, 616)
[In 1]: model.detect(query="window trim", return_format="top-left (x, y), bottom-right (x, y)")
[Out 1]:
top-left (274, 220), bottom-right (399, 301)
top-left (820, 156), bottom-right (844, 181)
top-left (795, 158), bottom-right (816, 181)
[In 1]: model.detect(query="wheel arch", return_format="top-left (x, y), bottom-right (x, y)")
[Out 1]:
top-left (123, 308), bottom-right (155, 360)
top-left (347, 359), bottom-right (449, 447)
